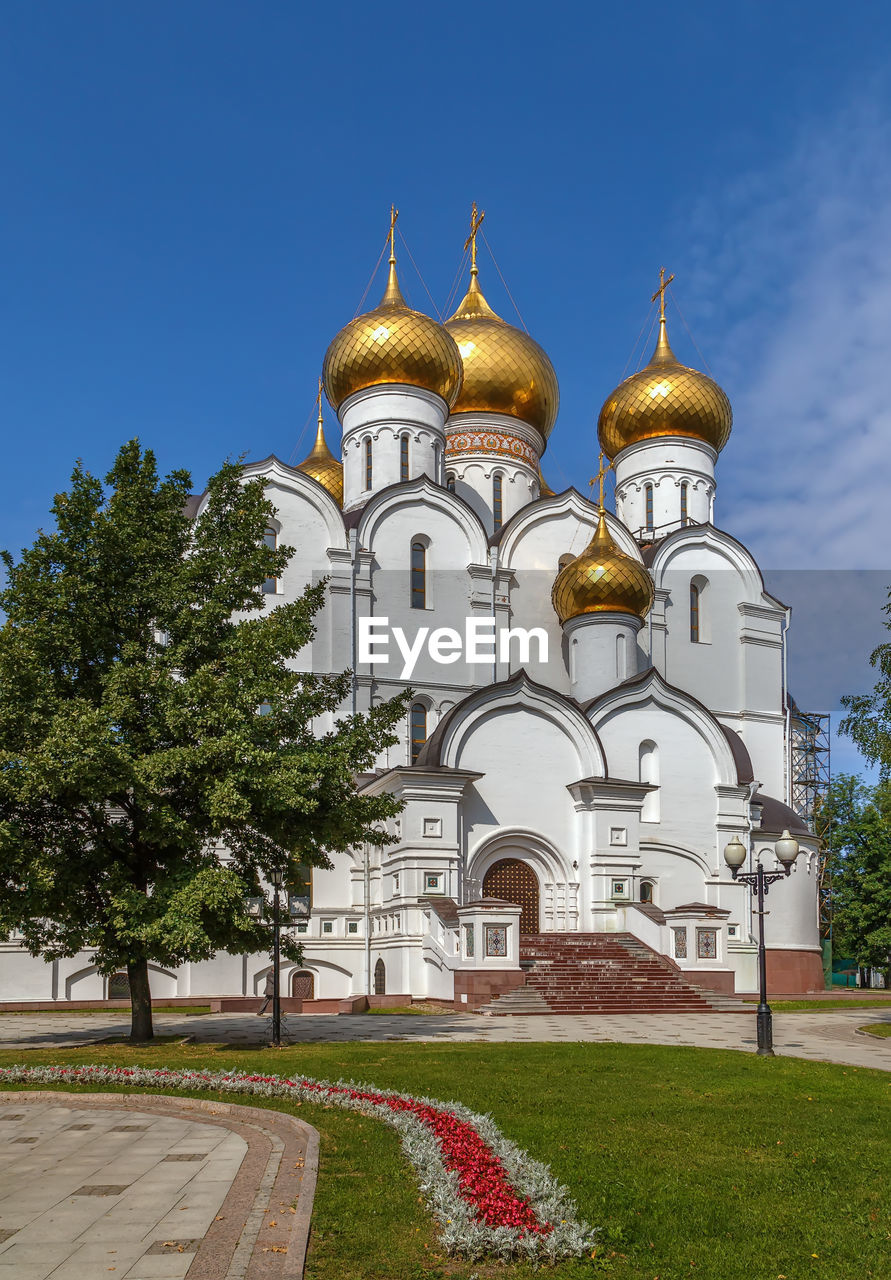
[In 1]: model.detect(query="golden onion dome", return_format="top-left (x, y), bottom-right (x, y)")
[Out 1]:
top-left (296, 398), bottom-right (344, 505)
top-left (323, 256), bottom-right (462, 412)
top-left (597, 314), bottom-right (732, 461)
top-left (552, 511), bottom-right (654, 624)
top-left (445, 270), bottom-right (559, 440)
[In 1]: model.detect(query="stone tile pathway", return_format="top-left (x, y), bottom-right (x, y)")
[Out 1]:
top-left (0, 1094), bottom-right (318, 1280)
top-left (1, 1006), bottom-right (890, 1071)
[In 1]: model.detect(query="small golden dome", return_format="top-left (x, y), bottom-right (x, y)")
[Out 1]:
top-left (552, 511), bottom-right (654, 623)
top-left (323, 257), bottom-right (463, 412)
top-left (296, 397), bottom-right (344, 505)
top-left (445, 271), bottom-right (559, 440)
top-left (538, 467), bottom-right (555, 497)
top-left (598, 315), bottom-right (732, 461)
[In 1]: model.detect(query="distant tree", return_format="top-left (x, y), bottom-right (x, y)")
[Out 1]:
top-left (820, 774), bottom-right (891, 989)
top-left (0, 442), bottom-right (406, 1040)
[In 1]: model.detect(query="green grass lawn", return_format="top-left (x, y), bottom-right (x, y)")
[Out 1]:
top-left (744, 998), bottom-right (891, 1011)
top-left (1, 1039), bottom-right (888, 1280)
top-left (861, 1023), bottom-right (891, 1038)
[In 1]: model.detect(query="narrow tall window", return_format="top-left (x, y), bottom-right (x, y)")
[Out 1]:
top-left (364, 438), bottom-right (373, 489)
top-left (410, 702), bottom-right (427, 763)
top-left (263, 526), bottom-right (277, 594)
top-left (493, 473), bottom-right (503, 531)
top-left (400, 434), bottom-right (409, 482)
top-left (645, 483), bottom-right (654, 532)
top-left (411, 542), bottom-right (426, 609)
top-left (446, 473), bottom-right (456, 494)
top-left (690, 582), bottom-right (700, 643)
top-left (639, 740), bottom-right (660, 822)
top-left (680, 481), bottom-right (688, 525)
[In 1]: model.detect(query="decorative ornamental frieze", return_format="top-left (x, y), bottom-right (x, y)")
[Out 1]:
top-left (446, 431), bottom-right (538, 467)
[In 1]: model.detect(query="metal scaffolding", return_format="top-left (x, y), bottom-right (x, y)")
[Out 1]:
top-left (788, 698), bottom-right (832, 937)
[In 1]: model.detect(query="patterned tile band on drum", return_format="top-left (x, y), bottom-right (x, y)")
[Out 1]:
top-left (0, 1065), bottom-right (597, 1263)
top-left (445, 431), bottom-right (539, 467)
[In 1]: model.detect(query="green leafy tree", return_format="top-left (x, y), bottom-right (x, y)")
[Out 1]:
top-left (820, 774), bottom-right (891, 988)
top-left (0, 442), bottom-right (406, 1040)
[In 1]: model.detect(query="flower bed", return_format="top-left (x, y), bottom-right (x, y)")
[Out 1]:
top-left (0, 1064), bottom-right (596, 1262)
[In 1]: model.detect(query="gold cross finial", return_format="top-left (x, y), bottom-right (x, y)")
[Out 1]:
top-left (589, 451), bottom-right (611, 510)
top-left (317, 377), bottom-right (324, 429)
top-left (464, 201), bottom-right (486, 276)
top-left (651, 266), bottom-right (675, 323)
top-left (389, 205), bottom-right (399, 264)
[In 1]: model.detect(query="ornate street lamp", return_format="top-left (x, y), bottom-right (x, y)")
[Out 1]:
top-left (268, 866), bottom-right (285, 1048)
top-left (724, 829), bottom-right (800, 1056)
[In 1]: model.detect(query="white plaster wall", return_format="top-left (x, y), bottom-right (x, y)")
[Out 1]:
top-left (339, 385), bottom-right (448, 508)
top-left (614, 438), bottom-right (716, 534)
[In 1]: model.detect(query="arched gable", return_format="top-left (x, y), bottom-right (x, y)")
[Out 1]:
top-left (358, 476), bottom-right (489, 567)
top-left (417, 669), bottom-right (607, 778)
top-left (586, 668), bottom-right (740, 788)
top-left (497, 488), bottom-right (643, 569)
top-left (239, 455), bottom-right (348, 551)
top-left (648, 524), bottom-right (775, 606)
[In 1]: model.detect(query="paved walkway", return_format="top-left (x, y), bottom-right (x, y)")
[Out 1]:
top-left (1, 1006), bottom-right (890, 1071)
top-left (0, 1093), bottom-right (318, 1279)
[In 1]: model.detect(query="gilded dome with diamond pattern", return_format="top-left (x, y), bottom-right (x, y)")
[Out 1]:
top-left (323, 259), bottom-right (462, 411)
top-left (445, 272), bottom-right (559, 440)
top-left (296, 412), bottom-right (344, 505)
top-left (597, 316), bottom-right (732, 461)
top-left (552, 511), bottom-right (654, 623)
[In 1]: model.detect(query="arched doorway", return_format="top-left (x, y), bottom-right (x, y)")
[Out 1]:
top-left (374, 958), bottom-right (386, 995)
top-left (483, 859), bottom-right (540, 934)
top-left (290, 970), bottom-right (314, 1001)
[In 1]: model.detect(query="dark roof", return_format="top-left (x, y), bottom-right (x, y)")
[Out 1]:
top-left (183, 494), bottom-right (204, 518)
top-left (754, 792), bottom-right (810, 836)
top-left (667, 901), bottom-right (731, 916)
top-left (419, 896), bottom-right (459, 927)
top-left (720, 725), bottom-right (755, 784)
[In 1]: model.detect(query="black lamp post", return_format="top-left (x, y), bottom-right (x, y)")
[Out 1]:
top-left (724, 829), bottom-right (800, 1056)
top-left (268, 866), bottom-right (285, 1048)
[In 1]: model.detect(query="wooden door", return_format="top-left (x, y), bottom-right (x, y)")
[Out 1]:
top-left (290, 970), bottom-right (314, 1000)
top-left (482, 859), bottom-right (540, 934)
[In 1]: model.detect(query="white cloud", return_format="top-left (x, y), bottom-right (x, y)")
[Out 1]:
top-left (681, 97), bottom-right (891, 569)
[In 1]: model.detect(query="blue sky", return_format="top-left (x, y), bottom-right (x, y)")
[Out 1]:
top-left (2, 1), bottom-right (890, 776)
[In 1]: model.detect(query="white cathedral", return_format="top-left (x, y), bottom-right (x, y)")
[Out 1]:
top-left (2, 216), bottom-right (824, 1011)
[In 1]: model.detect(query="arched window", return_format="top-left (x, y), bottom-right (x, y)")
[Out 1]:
top-left (410, 703), bottom-right (427, 763)
top-left (364, 438), bottom-right (373, 490)
top-left (400, 434), bottom-right (409, 482)
top-left (645, 483), bottom-right (654, 532)
top-left (639, 739), bottom-right (660, 822)
top-left (616, 633), bottom-right (627, 680)
top-left (108, 972), bottom-right (130, 1000)
top-left (680, 481), bottom-right (688, 525)
top-left (433, 440), bottom-right (441, 479)
top-left (493, 473), bottom-right (503, 531)
top-left (411, 542), bottom-right (426, 609)
top-left (374, 958), bottom-right (386, 995)
top-left (446, 473), bottom-right (456, 494)
top-left (263, 526), bottom-right (278, 594)
top-left (640, 880), bottom-right (654, 904)
top-left (690, 582), bottom-right (701, 643)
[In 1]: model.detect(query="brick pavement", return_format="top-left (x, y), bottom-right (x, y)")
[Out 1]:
top-left (0, 1094), bottom-right (318, 1280)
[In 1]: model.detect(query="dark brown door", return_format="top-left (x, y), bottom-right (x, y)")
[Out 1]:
top-left (483, 859), bottom-right (540, 934)
top-left (290, 970), bottom-right (314, 1000)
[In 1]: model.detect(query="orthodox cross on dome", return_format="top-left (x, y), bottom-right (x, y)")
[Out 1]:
top-left (590, 451), bottom-right (612, 510)
top-left (651, 266), bottom-right (675, 323)
top-left (389, 204), bottom-right (399, 263)
top-left (464, 201), bottom-right (486, 276)
top-left (317, 376), bottom-right (324, 426)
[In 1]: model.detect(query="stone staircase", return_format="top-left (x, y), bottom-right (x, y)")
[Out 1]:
top-left (477, 933), bottom-right (749, 1015)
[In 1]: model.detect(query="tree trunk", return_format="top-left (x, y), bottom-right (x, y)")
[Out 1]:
top-left (127, 958), bottom-right (154, 1042)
